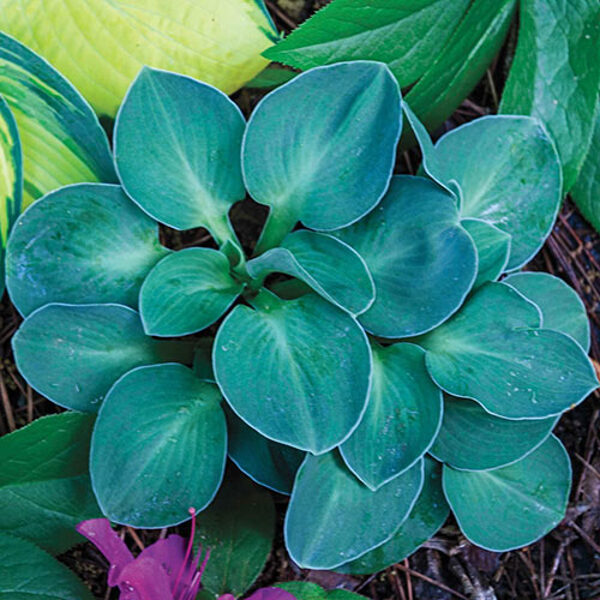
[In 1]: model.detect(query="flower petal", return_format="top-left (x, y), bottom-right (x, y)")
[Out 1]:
top-left (118, 556), bottom-right (174, 600)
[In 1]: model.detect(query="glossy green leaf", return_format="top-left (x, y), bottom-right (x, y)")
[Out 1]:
top-left (0, 0), bottom-right (276, 117)
top-left (226, 408), bottom-right (305, 495)
top-left (12, 303), bottom-right (181, 412)
top-left (443, 435), bottom-right (571, 551)
top-left (431, 396), bottom-right (558, 471)
top-left (432, 116), bottom-right (562, 269)
top-left (0, 412), bottom-right (100, 554)
top-left (193, 467), bottom-right (275, 598)
top-left (242, 61), bottom-right (401, 243)
top-left (6, 184), bottom-right (168, 317)
top-left (247, 230), bottom-right (375, 316)
top-left (419, 282), bottom-right (598, 418)
top-left (140, 248), bottom-right (243, 337)
top-left (462, 219), bottom-right (511, 288)
top-left (0, 32), bottom-right (115, 209)
top-left (504, 271), bottom-right (591, 352)
top-left (115, 67), bottom-right (246, 243)
top-left (341, 343), bottom-right (442, 490)
top-left (276, 582), bottom-right (365, 600)
top-left (0, 533), bottom-right (94, 600)
top-left (285, 452), bottom-right (423, 570)
top-left (91, 363), bottom-right (227, 527)
top-left (214, 291), bottom-right (371, 454)
top-left (336, 176), bottom-right (476, 338)
top-left (338, 458), bottom-right (449, 574)
top-left (500, 0), bottom-right (600, 191)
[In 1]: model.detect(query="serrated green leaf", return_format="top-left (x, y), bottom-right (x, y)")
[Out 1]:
top-left (276, 581), bottom-right (365, 600)
top-left (90, 363), bottom-right (227, 527)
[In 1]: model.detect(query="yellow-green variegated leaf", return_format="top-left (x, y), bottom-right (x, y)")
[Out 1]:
top-left (0, 0), bottom-right (278, 117)
top-left (0, 97), bottom-right (22, 297)
top-left (0, 32), bottom-right (116, 209)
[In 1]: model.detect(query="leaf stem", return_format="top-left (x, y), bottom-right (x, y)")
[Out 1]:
top-left (253, 208), bottom-right (298, 256)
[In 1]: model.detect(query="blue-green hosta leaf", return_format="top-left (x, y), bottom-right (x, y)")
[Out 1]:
top-left (419, 282), bottom-right (598, 419)
top-left (504, 271), bottom-right (591, 352)
top-left (246, 230), bottom-right (375, 316)
top-left (0, 412), bottom-right (100, 554)
top-left (0, 32), bottom-right (115, 209)
top-left (443, 435), bottom-right (571, 551)
top-left (431, 396), bottom-right (558, 471)
top-left (431, 116), bottom-right (562, 270)
top-left (285, 452), bottom-right (423, 570)
top-left (0, 533), bottom-right (94, 600)
top-left (336, 176), bottom-right (476, 338)
top-left (6, 184), bottom-right (168, 317)
top-left (338, 457), bottom-right (449, 574)
top-left (341, 343), bottom-right (442, 490)
top-left (226, 408), bottom-right (305, 495)
top-left (242, 61), bottom-right (401, 243)
top-left (115, 67), bottom-right (246, 243)
top-left (214, 291), bottom-right (371, 454)
top-left (91, 363), bottom-right (227, 527)
top-left (276, 582), bottom-right (365, 600)
top-left (12, 304), bottom-right (183, 412)
top-left (140, 248), bottom-right (243, 337)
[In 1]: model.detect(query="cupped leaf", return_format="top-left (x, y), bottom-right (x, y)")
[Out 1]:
top-left (0, 412), bottom-right (100, 554)
top-left (226, 408), bottom-right (305, 495)
top-left (285, 452), bottom-right (423, 570)
top-left (276, 582), bottom-right (365, 600)
top-left (12, 303), bottom-right (181, 412)
top-left (7, 184), bottom-right (168, 317)
top-left (247, 230), bottom-right (375, 315)
top-left (214, 291), bottom-right (371, 454)
top-left (115, 67), bottom-right (246, 240)
top-left (443, 435), bottom-right (571, 551)
top-left (0, 32), bottom-right (116, 208)
top-left (338, 457), bottom-right (449, 574)
top-left (341, 343), bottom-right (442, 490)
top-left (140, 248), bottom-right (243, 337)
top-left (0, 533), bottom-right (94, 600)
top-left (432, 116), bottom-right (562, 269)
top-left (336, 176), bottom-right (476, 338)
top-left (504, 271), bottom-right (591, 351)
top-left (419, 282), bottom-right (598, 418)
top-left (431, 396), bottom-right (558, 471)
top-left (0, 0), bottom-right (276, 117)
top-left (91, 363), bottom-right (227, 527)
top-left (193, 466), bottom-right (275, 598)
top-left (242, 61), bottom-right (401, 240)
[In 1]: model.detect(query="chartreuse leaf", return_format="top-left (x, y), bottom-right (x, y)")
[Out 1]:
top-left (341, 343), bottom-right (442, 490)
top-left (432, 116), bottom-right (562, 269)
top-left (115, 67), bottom-right (246, 246)
top-left (336, 176), bottom-right (476, 338)
top-left (285, 452), bottom-right (423, 570)
top-left (0, 412), bottom-right (100, 554)
top-left (0, 32), bottom-right (115, 209)
top-left (91, 364), bottom-right (227, 528)
top-left (0, 533), bottom-right (94, 600)
top-left (0, 97), bottom-right (21, 298)
top-left (461, 219), bottom-right (511, 288)
top-left (500, 0), bottom-right (600, 191)
top-left (443, 435), bottom-right (571, 551)
top-left (226, 408), bottom-right (305, 495)
top-left (214, 291), bottom-right (371, 454)
top-left (140, 248), bottom-right (243, 337)
top-left (6, 184), bottom-right (168, 317)
top-left (419, 282), bottom-right (598, 419)
top-left (246, 230), bottom-right (375, 316)
top-left (0, 0), bottom-right (276, 117)
top-left (338, 458), bottom-right (449, 574)
top-left (431, 397), bottom-right (558, 471)
top-left (193, 466), bottom-right (275, 598)
top-left (276, 581), bottom-right (364, 600)
top-left (12, 304), bottom-right (184, 413)
top-left (242, 61), bottom-right (401, 250)
top-left (504, 272), bottom-right (591, 352)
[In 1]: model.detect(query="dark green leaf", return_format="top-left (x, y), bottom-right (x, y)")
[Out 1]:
top-left (277, 581), bottom-right (365, 600)
top-left (246, 65), bottom-right (298, 89)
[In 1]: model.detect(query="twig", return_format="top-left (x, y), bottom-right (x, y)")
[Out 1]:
top-left (393, 561), bottom-right (468, 600)
top-left (0, 375), bottom-right (15, 431)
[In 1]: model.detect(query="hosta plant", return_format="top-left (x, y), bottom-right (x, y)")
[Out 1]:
top-left (6, 60), bottom-right (598, 573)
